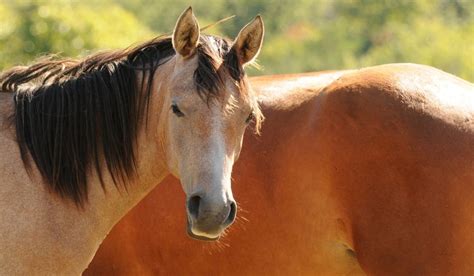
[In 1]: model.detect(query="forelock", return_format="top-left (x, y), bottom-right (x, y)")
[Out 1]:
top-left (193, 35), bottom-right (246, 102)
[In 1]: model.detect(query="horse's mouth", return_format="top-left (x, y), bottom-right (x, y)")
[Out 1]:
top-left (186, 220), bottom-right (220, 241)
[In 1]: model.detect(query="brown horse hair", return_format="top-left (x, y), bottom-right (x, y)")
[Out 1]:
top-left (0, 34), bottom-right (260, 207)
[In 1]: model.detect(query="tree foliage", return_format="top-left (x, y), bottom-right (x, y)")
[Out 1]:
top-left (0, 0), bottom-right (472, 80)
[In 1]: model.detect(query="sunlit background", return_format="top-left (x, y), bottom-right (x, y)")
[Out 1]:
top-left (0, 0), bottom-right (473, 80)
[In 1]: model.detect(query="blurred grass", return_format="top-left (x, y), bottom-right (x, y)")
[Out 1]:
top-left (0, 0), bottom-right (473, 80)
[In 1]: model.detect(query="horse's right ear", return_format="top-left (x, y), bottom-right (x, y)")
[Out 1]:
top-left (173, 7), bottom-right (200, 58)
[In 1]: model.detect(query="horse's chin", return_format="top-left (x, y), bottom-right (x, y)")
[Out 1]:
top-left (186, 221), bottom-right (220, 241)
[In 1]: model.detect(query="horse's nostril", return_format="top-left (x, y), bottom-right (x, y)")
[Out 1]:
top-left (224, 201), bottom-right (237, 226)
top-left (187, 195), bottom-right (201, 220)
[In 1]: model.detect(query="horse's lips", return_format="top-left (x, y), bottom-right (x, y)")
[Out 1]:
top-left (186, 219), bottom-right (220, 241)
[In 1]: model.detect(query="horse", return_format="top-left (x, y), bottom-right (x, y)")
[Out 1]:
top-left (0, 8), bottom-right (265, 274)
top-left (85, 65), bottom-right (474, 275)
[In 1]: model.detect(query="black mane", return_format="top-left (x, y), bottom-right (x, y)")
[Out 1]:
top-left (0, 34), bottom-right (246, 206)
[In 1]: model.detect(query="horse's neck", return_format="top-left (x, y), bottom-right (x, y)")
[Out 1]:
top-left (0, 93), bottom-right (13, 132)
top-left (0, 140), bottom-right (169, 275)
top-left (0, 85), bottom-right (170, 274)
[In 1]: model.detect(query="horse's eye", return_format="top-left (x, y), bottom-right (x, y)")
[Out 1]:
top-left (171, 104), bottom-right (184, 117)
top-left (245, 112), bottom-right (254, 124)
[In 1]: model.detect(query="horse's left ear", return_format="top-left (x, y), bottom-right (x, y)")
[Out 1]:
top-left (233, 15), bottom-right (264, 66)
top-left (173, 7), bottom-right (200, 58)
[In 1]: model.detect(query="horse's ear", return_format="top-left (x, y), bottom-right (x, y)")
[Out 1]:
top-left (233, 15), bottom-right (264, 66)
top-left (173, 7), bottom-right (200, 58)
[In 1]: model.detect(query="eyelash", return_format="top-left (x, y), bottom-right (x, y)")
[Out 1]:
top-left (245, 112), bottom-right (254, 124)
top-left (171, 104), bottom-right (184, 117)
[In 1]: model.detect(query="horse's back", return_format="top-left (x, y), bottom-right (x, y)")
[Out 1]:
top-left (318, 63), bottom-right (474, 275)
top-left (328, 63), bottom-right (473, 122)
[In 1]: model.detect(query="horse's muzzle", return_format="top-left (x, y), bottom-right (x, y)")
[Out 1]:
top-left (186, 220), bottom-right (219, 241)
top-left (185, 194), bottom-right (237, 241)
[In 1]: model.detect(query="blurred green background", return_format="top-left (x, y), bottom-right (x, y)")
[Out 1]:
top-left (0, 0), bottom-right (473, 80)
